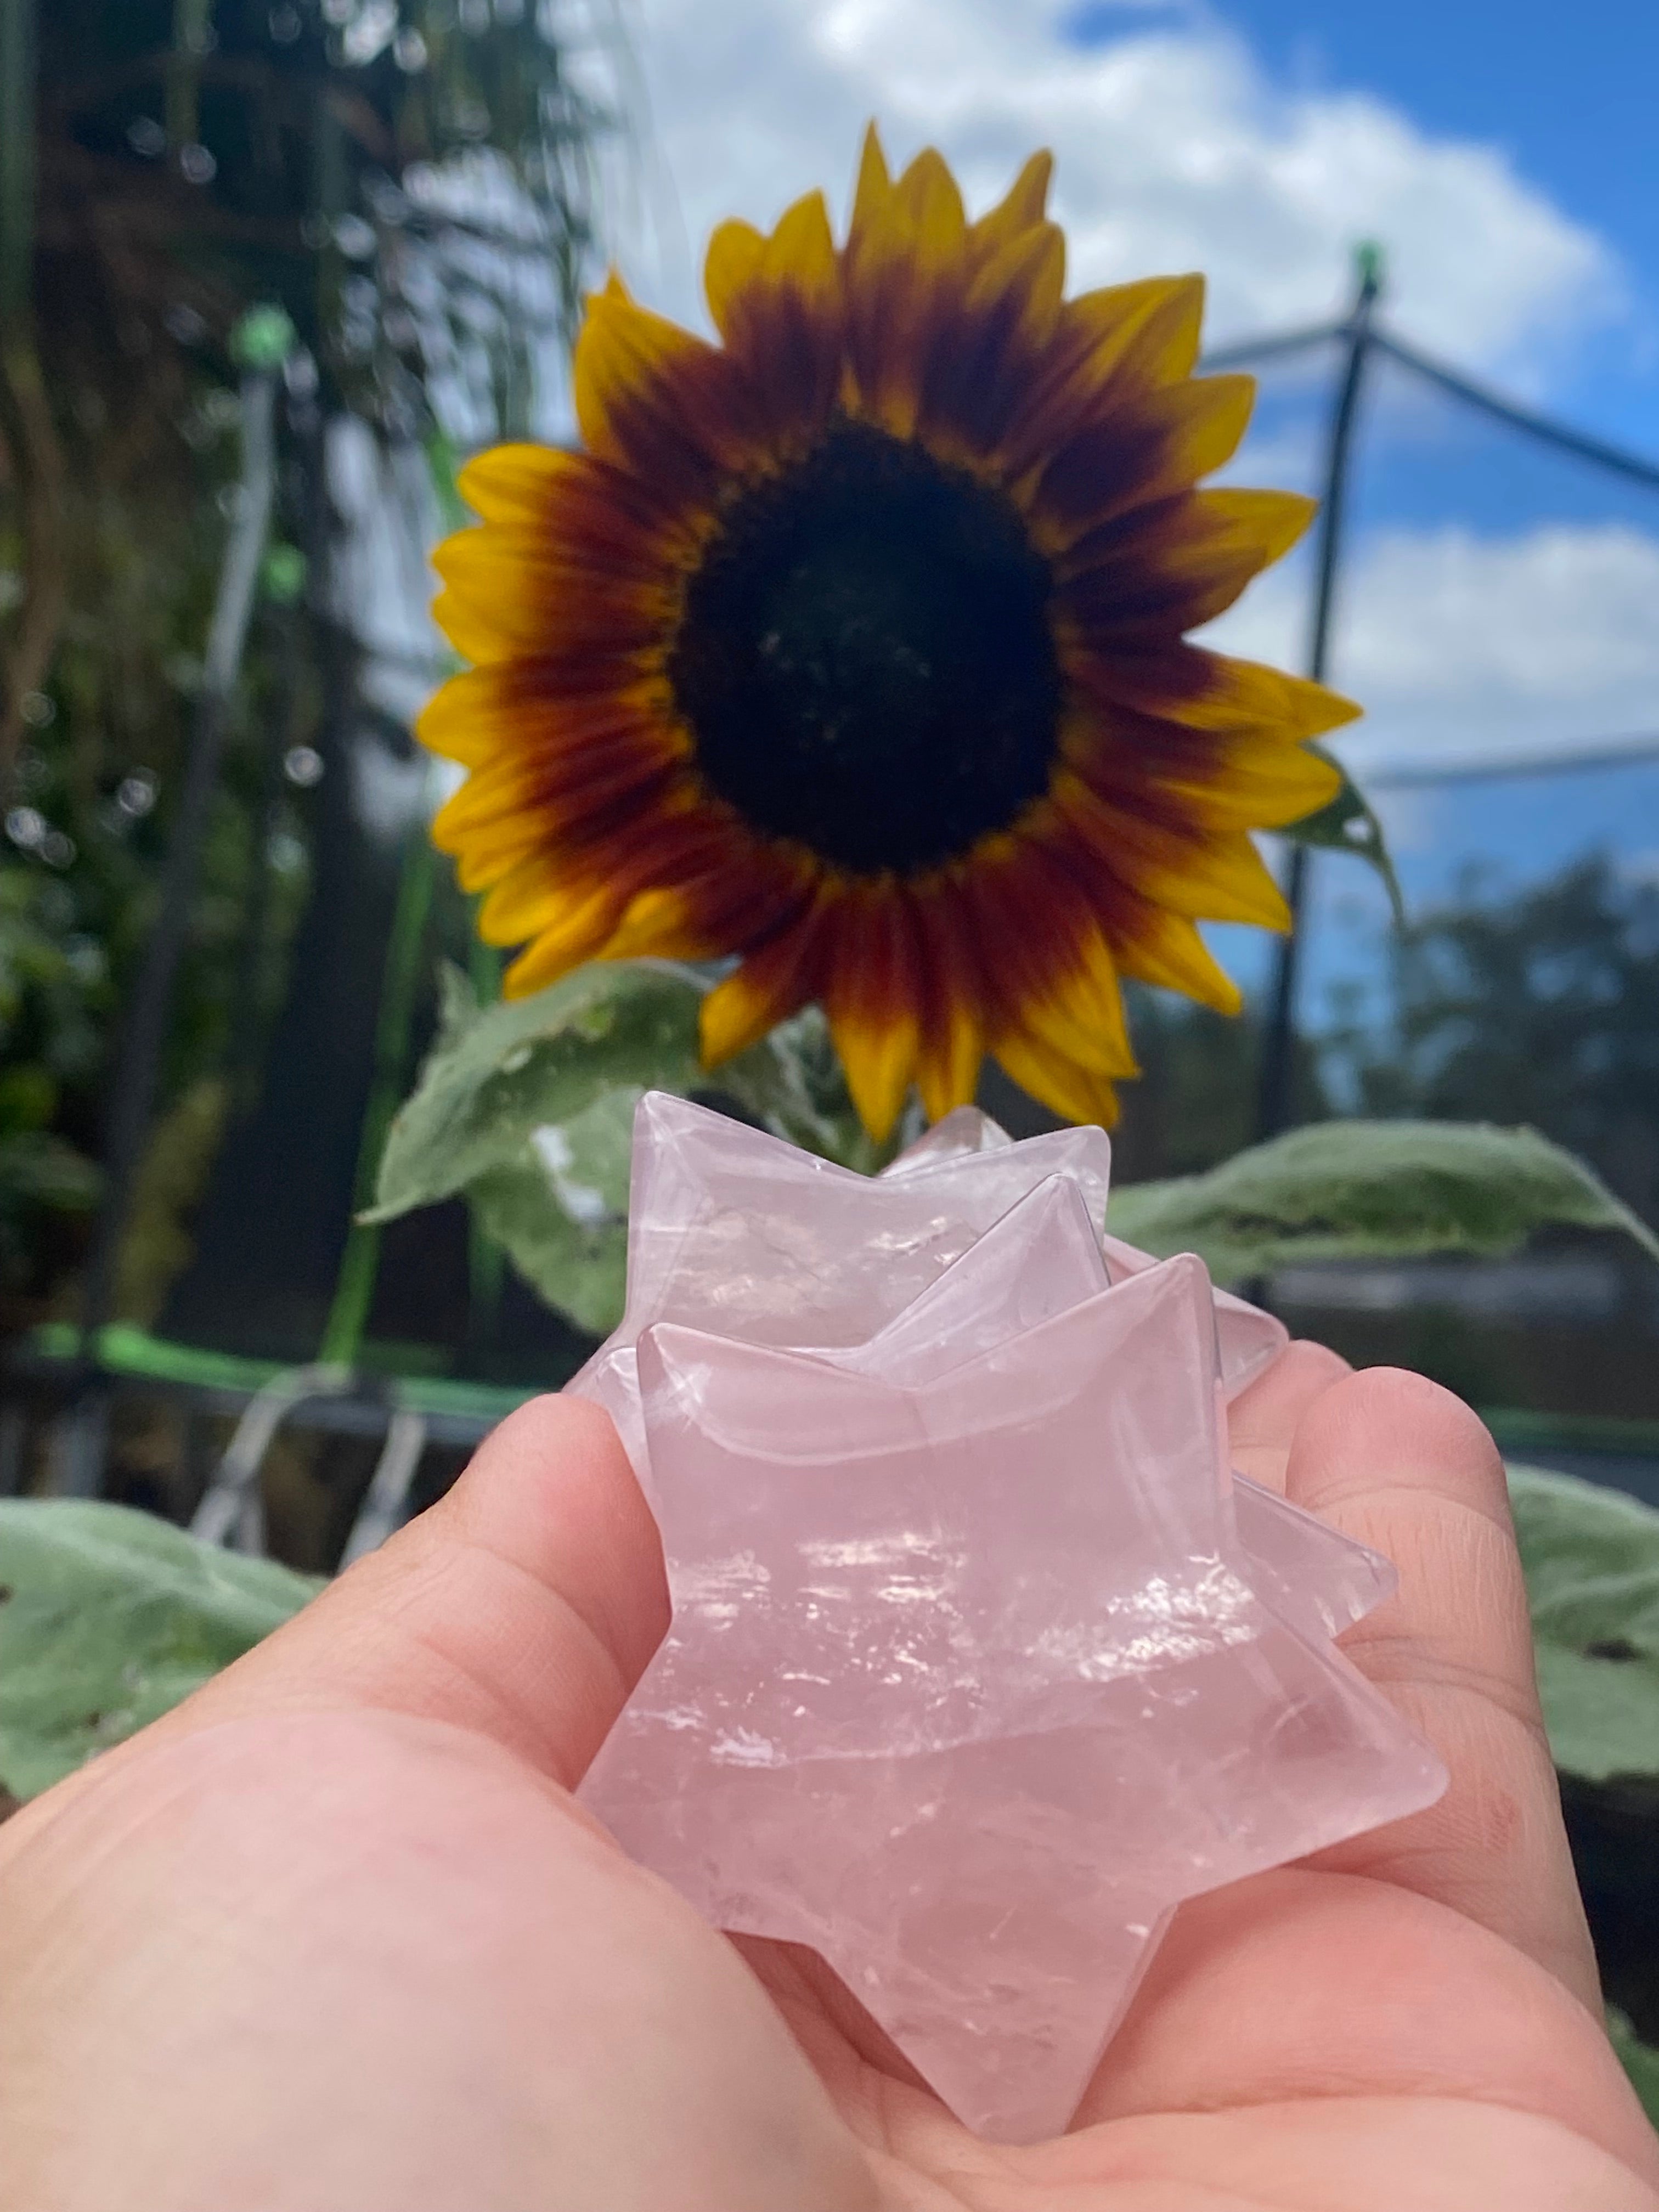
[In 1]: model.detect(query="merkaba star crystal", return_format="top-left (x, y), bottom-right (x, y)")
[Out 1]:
top-left (568, 1095), bottom-right (1447, 2142)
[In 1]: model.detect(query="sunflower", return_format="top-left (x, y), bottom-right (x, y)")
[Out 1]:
top-left (419, 128), bottom-right (1357, 1140)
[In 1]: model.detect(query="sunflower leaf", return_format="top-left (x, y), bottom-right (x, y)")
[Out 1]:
top-left (368, 959), bottom-right (709, 1223)
top-left (0, 1499), bottom-right (320, 1802)
top-left (1105, 1119), bottom-right (1659, 1285)
top-left (464, 1086), bottom-right (637, 1336)
top-left (1505, 1462), bottom-right (1659, 1785)
top-left (1283, 748), bottom-right (1403, 923)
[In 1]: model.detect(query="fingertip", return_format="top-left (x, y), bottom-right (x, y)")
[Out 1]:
top-left (1286, 1366), bottom-right (1510, 1527)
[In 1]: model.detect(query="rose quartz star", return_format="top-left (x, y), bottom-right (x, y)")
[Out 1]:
top-left (570, 1096), bottom-right (1385, 1637)
top-left (569, 1096), bottom-right (1446, 2140)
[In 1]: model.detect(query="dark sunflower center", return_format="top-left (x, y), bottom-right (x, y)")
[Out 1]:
top-left (668, 419), bottom-right (1062, 874)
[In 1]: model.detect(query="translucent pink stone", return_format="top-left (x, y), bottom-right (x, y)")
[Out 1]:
top-left (571, 1096), bottom-right (1446, 2142)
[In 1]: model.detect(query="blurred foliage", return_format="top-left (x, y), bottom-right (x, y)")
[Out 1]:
top-left (0, 0), bottom-right (617, 1318)
top-left (1106, 1120), bottom-right (1659, 1288)
top-left (1507, 1462), bottom-right (1659, 1788)
top-left (1328, 854), bottom-right (1659, 1231)
top-left (0, 1494), bottom-right (321, 1799)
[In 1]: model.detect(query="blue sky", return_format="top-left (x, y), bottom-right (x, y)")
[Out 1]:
top-left (1116, 0), bottom-right (1659, 451)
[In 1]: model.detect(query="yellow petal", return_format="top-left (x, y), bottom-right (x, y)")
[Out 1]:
top-left (455, 442), bottom-right (575, 527)
top-left (417, 668), bottom-right (501, 768)
top-left (823, 888), bottom-right (922, 1142)
top-left (703, 218), bottom-right (768, 333)
top-left (701, 912), bottom-right (821, 1063)
top-left (992, 1029), bottom-right (1121, 1128)
top-left (498, 882), bottom-right (625, 991)
top-left (848, 121), bottom-right (896, 249)
top-left (1160, 740), bottom-right (1344, 830)
top-left (1056, 773), bottom-right (1290, 928)
top-left (969, 149), bottom-right (1054, 264)
top-left (1111, 904), bottom-right (1245, 1012)
top-left (1105, 647), bottom-right (1363, 742)
top-left (891, 146), bottom-right (968, 256)
top-left (573, 278), bottom-right (742, 477)
top-left (915, 994), bottom-right (983, 1124)
top-left (832, 1010), bottom-right (918, 1144)
top-left (1032, 373), bottom-right (1257, 553)
top-left (1074, 272), bottom-right (1206, 393)
top-left (1018, 922), bottom-right (1140, 1077)
top-left (1059, 489), bottom-right (1317, 629)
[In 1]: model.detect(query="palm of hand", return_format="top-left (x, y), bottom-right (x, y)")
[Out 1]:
top-left (2, 1359), bottom-right (1656, 2212)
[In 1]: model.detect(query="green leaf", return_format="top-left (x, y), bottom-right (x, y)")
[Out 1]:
top-left (465, 1082), bottom-right (637, 1335)
top-left (0, 1500), bottom-right (320, 1802)
top-left (1283, 748), bottom-right (1403, 922)
top-left (1505, 1462), bottom-right (1659, 1785)
top-left (1607, 2009), bottom-right (1659, 2129)
top-left (369, 959), bottom-right (708, 1223)
top-left (1105, 1120), bottom-right (1659, 1285)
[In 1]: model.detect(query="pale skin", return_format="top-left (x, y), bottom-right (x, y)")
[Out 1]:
top-left (2, 1358), bottom-right (1657, 2211)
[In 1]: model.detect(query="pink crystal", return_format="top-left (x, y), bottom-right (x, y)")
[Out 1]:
top-left (570, 1096), bottom-right (1446, 2142)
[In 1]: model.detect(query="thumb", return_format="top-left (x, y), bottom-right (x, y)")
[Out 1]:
top-left (159, 1394), bottom-right (668, 1790)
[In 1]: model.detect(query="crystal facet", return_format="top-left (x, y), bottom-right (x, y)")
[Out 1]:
top-left (570, 1096), bottom-right (1447, 2142)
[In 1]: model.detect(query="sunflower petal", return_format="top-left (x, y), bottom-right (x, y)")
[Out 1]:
top-left (573, 275), bottom-right (755, 499)
top-left (992, 1028), bottom-right (1122, 1128)
top-left (849, 121), bottom-right (896, 242)
top-left (1033, 374), bottom-right (1256, 549)
top-left (455, 442), bottom-right (580, 527)
top-left (704, 218), bottom-right (767, 331)
top-left (1091, 643), bottom-right (1363, 741)
top-left (1073, 272), bottom-right (1206, 393)
top-left (996, 274), bottom-right (1207, 479)
top-left (843, 136), bottom-right (972, 437)
top-left (701, 901), bottom-right (827, 1063)
top-left (417, 667), bottom-right (508, 767)
top-left (483, 867), bottom-right (624, 983)
top-left (1156, 738), bottom-right (1345, 830)
top-left (969, 149), bottom-right (1054, 266)
top-left (823, 885), bottom-right (922, 1142)
top-left (892, 146), bottom-right (968, 250)
top-left (706, 190), bottom-right (843, 443)
top-left (964, 843), bottom-right (1139, 1077)
top-left (911, 887), bottom-right (987, 1122)
top-left (1110, 901), bottom-right (1245, 1013)
top-left (1057, 487), bottom-right (1317, 636)
top-left (433, 522), bottom-right (673, 667)
top-left (1057, 773), bottom-right (1290, 928)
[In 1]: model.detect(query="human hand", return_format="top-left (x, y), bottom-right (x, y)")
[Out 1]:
top-left (2, 1358), bottom-right (1656, 2211)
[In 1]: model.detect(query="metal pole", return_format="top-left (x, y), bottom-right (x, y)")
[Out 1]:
top-left (1254, 243), bottom-right (1381, 1143)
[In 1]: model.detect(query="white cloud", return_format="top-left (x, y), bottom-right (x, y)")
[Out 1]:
top-left (611, 0), bottom-right (1620, 379)
top-left (1202, 520), bottom-right (1659, 771)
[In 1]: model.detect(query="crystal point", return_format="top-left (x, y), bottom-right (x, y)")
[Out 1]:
top-left (571, 1096), bottom-right (1447, 2141)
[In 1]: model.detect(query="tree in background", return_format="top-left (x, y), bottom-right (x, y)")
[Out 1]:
top-left (0, 0), bottom-right (616, 1316)
top-left (1331, 855), bottom-right (1659, 1231)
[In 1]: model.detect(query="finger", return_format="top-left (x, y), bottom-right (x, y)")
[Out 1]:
top-left (162, 1395), bottom-right (669, 1791)
top-left (1227, 1338), bottom-right (1352, 1493)
top-left (1285, 1367), bottom-right (1599, 2006)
